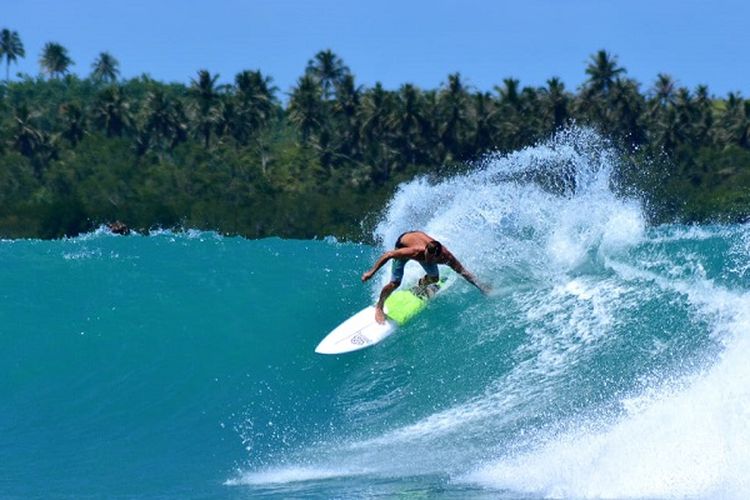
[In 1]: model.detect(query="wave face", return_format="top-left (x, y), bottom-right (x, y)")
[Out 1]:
top-left (3, 130), bottom-right (749, 498)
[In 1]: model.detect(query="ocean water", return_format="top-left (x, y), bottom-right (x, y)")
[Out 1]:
top-left (3, 130), bottom-right (750, 498)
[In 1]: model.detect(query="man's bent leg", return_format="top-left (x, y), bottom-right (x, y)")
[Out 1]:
top-left (418, 262), bottom-right (439, 287)
top-left (375, 281), bottom-right (400, 324)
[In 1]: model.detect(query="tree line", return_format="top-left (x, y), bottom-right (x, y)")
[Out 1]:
top-left (1, 29), bottom-right (749, 239)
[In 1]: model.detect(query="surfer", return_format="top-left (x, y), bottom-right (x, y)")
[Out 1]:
top-left (107, 221), bottom-right (130, 235)
top-left (361, 231), bottom-right (490, 324)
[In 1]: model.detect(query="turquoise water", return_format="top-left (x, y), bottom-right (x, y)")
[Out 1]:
top-left (3, 130), bottom-right (750, 498)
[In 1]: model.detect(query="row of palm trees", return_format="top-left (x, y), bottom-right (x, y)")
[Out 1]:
top-left (2, 33), bottom-right (749, 189)
top-left (0, 28), bottom-right (119, 83)
top-left (284, 49), bottom-right (750, 181)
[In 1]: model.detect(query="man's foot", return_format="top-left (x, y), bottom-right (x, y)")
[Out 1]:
top-left (375, 307), bottom-right (386, 324)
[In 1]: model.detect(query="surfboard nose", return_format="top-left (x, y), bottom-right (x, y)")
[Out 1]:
top-left (314, 306), bottom-right (398, 355)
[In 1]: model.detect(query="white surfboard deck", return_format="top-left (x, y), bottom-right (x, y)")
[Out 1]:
top-left (314, 305), bottom-right (397, 355)
top-left (315, 275), bottom-right (451, 355)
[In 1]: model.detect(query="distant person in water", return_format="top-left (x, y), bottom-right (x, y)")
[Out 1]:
top-left (107, 221), bottom-right (130, 235)
top-left (361, 230), bottom-right (490, 324)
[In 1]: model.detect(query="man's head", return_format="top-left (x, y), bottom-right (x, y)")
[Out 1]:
top-left (425, 240), bottom-right (442, 261)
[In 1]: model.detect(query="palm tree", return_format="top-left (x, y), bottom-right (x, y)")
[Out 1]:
top-left (12, 103), bottom-right (43, 158)
top-left (0, 29), bottom-right (25, 82)
top-left (12, 104), bottom-right (59, 177)
top-left (305, 49), bottom-right (350, 100)
top-left (233, 69), bottom-right (277, 145)
top-left (139, 87), bottom-right (188, 152)
top-left (59, 102), bottom-right (86, 146)
top-left (673, 87), bottom-right (697, 146)
top-left (91, 52), bottom-right (120, 83)
top-left (693, 85), bottom-right (714, 145)
top-left (359, 82), bottom-right (392, 144)
top-left (651, 73), bottom-right (677, 108)
top-left (92, 85), bottom-right (131, 137)
top-left (519, 86), bottom-right (544, 146)
top-left (389, 83), bottom-right (427, 166)
top-left (470, 91), bottom-right (498, 153)
top-left (232, 69), bottom-right (278, 173)
top-left (577, 51), bottom-right (627, 133)
top-left (288, 74), bottom-right (324, 143)
top-left (718, 92), bottom-right (750, 148)
top-left (645, 74), bottom-right (677, 143)
top-left (541, 77), bottom-right (570, 131)
top-left (187, 69), bottom-right (224, 148)
top-left (40, 42), bottom-right (74, 79)
top-left (494, 78), bottom-right (523, 149)
top-left (608, 78), bottom-right (646, 146)
top-left (168, 98), bottom-right (189, 148)
top-left (359, 82), bottom-right (396, 183)
top-left (439, 73), bottom-right (471, 160)
top-left (333, 73), bottom-right (363, 159)
top-left (496, 78), bottom-right (521, 110)
top-left (420, 89), bottom-right (443, 164)
top-left (584, 50), bottom-right (625, 96)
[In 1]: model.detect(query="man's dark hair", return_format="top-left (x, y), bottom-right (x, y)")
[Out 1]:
top-left (426, 240), bottom-right (442, 256)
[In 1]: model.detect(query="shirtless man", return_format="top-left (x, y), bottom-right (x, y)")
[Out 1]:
top-left (361, 231), bottom-right (490, 324)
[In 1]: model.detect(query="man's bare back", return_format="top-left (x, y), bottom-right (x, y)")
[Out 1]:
top-left (361, 231), bottom-right (490, 323)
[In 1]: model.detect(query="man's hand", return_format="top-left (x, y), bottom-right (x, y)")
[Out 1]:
top-left (361, 270), bottom-right (374, 282)
top-left (479, 283), bottom-right (492, 296)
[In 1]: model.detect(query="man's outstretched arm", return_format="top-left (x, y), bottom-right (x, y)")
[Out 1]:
top-left (362, 250), bottom-right (395, 282)
top-left (362, 248), bottom-right (411, 282)
top-left (447, 257), bottom-right (491, 295)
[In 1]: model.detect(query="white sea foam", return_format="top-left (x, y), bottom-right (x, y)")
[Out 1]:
top-left (462, 255), bottom-right (750, 498)
top-left (226, 466), bottom-right (369, 486)
top-left (372, 128), bottom-right (644, 295)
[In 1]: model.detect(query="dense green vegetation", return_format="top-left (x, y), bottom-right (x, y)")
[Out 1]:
top-left (1, 32), bottom-right (748, 239)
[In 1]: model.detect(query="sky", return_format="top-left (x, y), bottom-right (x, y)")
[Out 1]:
top-left (4, 0), bottom-right (749, 98)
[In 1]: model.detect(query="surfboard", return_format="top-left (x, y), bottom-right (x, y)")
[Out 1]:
top-left (315, 277), bottom-right (448, 355)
